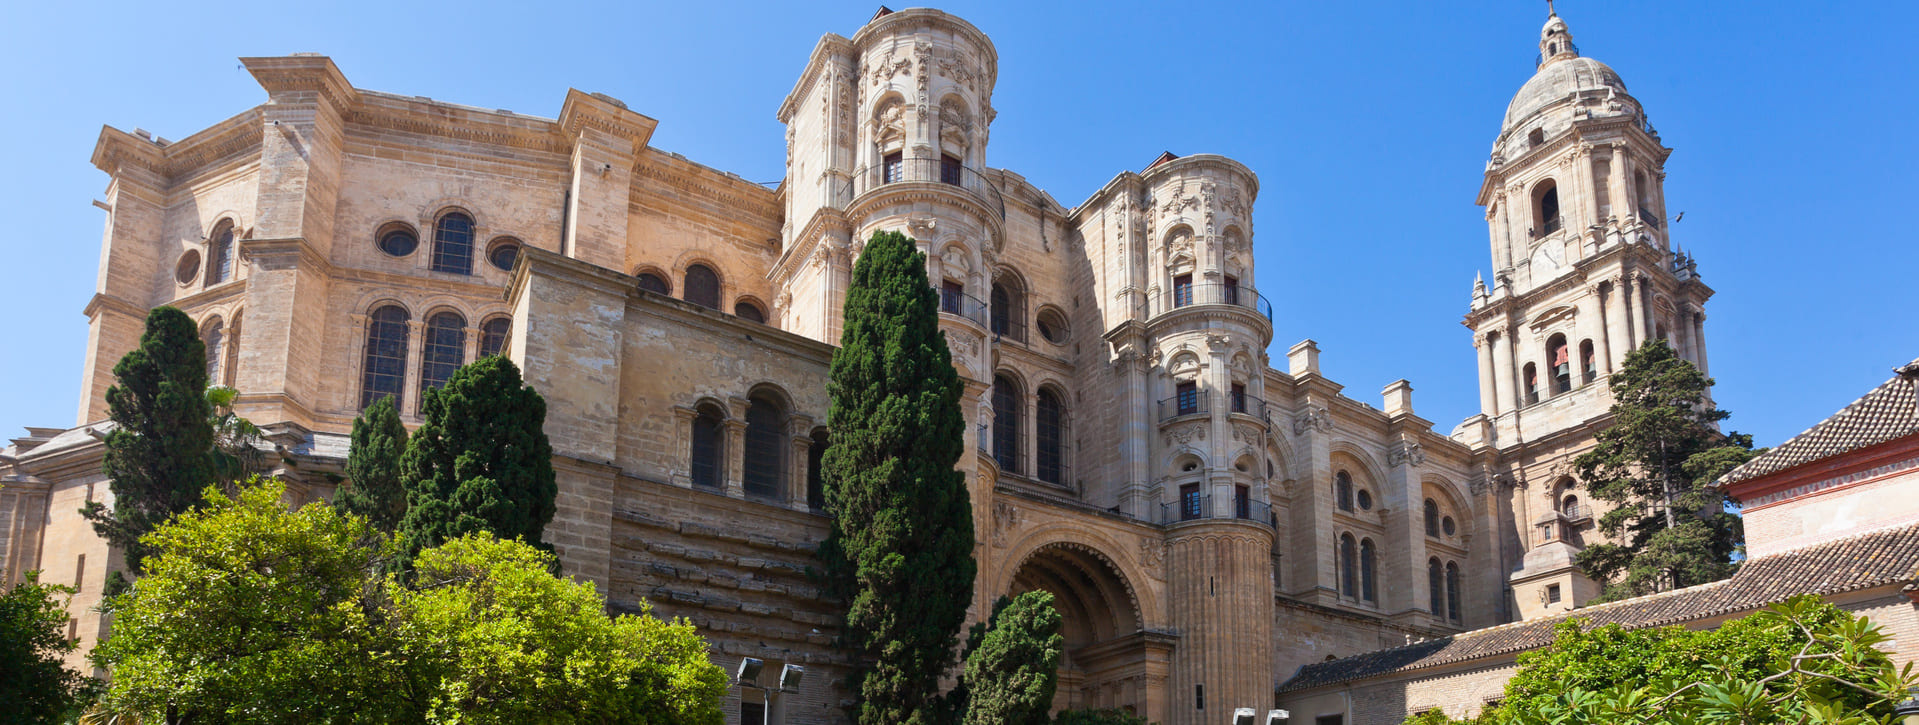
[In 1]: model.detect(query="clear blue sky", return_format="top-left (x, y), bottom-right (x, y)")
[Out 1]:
top-left (1, 1), bottom-right (1912, 450)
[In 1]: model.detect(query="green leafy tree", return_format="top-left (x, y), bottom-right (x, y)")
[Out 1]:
top-left (394, 534), bottom-right (727, 724)
top-left (91, 478), bottom-right (402, 724)
top-left (0, 571), bottom-right (96, 724)
top-left (959, 592), bottom-right (1064, 725)
top-left (818, 230), bottom-right (977, 725)
top-left (1051, 709), bottom-right (1150, 725)
top-left (94, 477), bottom-right (727, 724)
top-left (206, 385), bottom-right (269, 485)
top-left (397, 356), bottom-right (556, 556)
top-left (1574, 340), bottom-right (1754, 600)
top-left (336, 396), bottom-right (411, 532)
top-left (80, 305), bottom-right (217, 575)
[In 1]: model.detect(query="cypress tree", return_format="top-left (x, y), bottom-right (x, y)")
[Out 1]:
top-left (819, 230), bottom-right (977, 725)
top-left (396, 356), bottom-right (556, 555)
top-left (1574, 340), bottom-right (1755, 600)
top-left (959, 592), bottom-right (1063, 725)
top-left (335, 395), bottom-right (410, 532)
top-left (80, 306), bottom-right (216, 573)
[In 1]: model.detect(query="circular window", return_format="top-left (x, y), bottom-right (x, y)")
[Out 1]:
top-left (176, 249), bottom-right (201, 285)
top-left (1356, 490), bottom-right (1374, 510)
top-left (378, 224), bottom-right (419, 257)
top-left (1443, 516), bottom-right (1457, 536)
top-left (487, 238), bottom-right (521, 272)
top-left (1036, 308), bottom-right (1070, 344)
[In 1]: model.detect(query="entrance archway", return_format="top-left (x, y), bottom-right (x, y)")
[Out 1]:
top-left (1007, 542), bottom-right (1159, 717)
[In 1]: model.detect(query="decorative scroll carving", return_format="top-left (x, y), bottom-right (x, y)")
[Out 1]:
top-left (1292, 405), bottom-right (1332, 435)
top-left (1139, 538), bottom-right (1166, 570)
top-left (1388, 438), bottom-right (1426, 468)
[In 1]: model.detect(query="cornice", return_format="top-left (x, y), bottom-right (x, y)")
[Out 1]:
top-left (90, 126), bottom-right (167, 176)
top-left (81, 293), bottom-right (145, 321)
top-left (241, 55), bottom-right (360, 115)
top-left (849, 8), bottom-right (999, 80)
top-left (240, 237), bottom-right (336, 277)
top-left (346, 93), bottom-right (571, 156)
top-left (778, 34), bottom-right (856, 122)
top-left (631, 151), bottom-right (782, 221)
top-left (1138, 154), bottom-right (1260, 199)
top-left (845, 183), bottom-right (1004, 233)
top-left (770, 209), bottom-right (849, 283)
top-left (1142, 304), bottom-right (1274, 345)
top-left (557, 88), bottom-right (659, 154)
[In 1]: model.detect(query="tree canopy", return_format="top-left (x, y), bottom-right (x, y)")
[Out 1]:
top-left (81, 305), bottom-right (216, 573)
top-left (0, 571), bottom-right (95, 724)
top-left (397, 356), bottom-right (556, 556)
top-left (1574, 340), bottom-right (1755, 600)
top-left (959, 592), bottom-right (1064, 725)
top-left (336, 395), bottom-right (410, 533)
top-left (818, 229), bottom-right (976, 725)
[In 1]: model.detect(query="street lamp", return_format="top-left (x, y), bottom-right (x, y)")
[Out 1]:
top-left (735, 658), bottom-right (805, 725)
top-left (1267, 710), bottom-right (1290, 724)
top-left (1233, 707), bottom-right (1256, 725)
top-left (1893, 688), bottom-right (1919, 725)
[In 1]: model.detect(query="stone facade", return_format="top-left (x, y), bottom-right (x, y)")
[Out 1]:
top-left (0, 8), bottom-right (1719, 725)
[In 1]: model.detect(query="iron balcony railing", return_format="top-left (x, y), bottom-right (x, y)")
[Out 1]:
top-left (1228, 393), bottom-right (1272, 421)
top-left (1639, 206), bottom-right (1662, 229)
top-left (1158, 393), bottom-right (1210, 422)
top-left (1141, 282), bottom-right (1274, 322)
top-left (1560, 503), bottom-right (1593, 522)
top-left (1532, 215), bottom-right (1564, 238)
top-left (1160, 493), bottom-right (1275, 525)
top-left (838, 158), bottom-right (1006, 220)
top-left (939, 288), bottom-right (990, 328)
top-left (991, 314), bottom-right (1027, 344)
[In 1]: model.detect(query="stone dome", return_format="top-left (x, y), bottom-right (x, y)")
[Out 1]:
top-left (1503, 56), bottom-right (1627, 131)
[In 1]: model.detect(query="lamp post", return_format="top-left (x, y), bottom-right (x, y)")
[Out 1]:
top-left (1233, 707), bottom-right (1256, 725)
top-left (1893, 688), bottom-right (1919, 725)
top-left (734, 657), bottom-right (806, 725)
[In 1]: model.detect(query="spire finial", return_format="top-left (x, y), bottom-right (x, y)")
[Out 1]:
top-left (1548, 0), bottom-right (1557, 17)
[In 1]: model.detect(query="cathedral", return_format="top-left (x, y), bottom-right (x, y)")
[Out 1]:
top-left (0, 7), bottom-right (1740, 724)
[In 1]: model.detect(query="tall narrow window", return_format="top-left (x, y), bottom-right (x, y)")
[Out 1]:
top-left (74, 554), bottom-right (85, 592)
top-left (990, 282), bottom-right (1014, 339)
top-left (1428, 558), bottom-right (1444, 616)
top-left (941, 280), bottom-right (964, 316)
top-left (1523, 363), bottom-right (1540, 405)
top-left (1446, 562), bottom-right (1462, 622)
top-left (1580, 339), bottom-right (1597, 383)
top-left (1234, 484), bottom-right (1250, 519)
top-left (1173, 274), bottom-right (1194, 308)
top-left (1223, 274), bottom-right (1240, 306)
top-left (479, 317), bottom-right (511, 358)
top-left (1230, 382), bottom-right (1248, 414)
top-left (1036, 389), bottom-right (1064, 485)
top-left (203, 318), bottom-right (225, 385)
top-left (992, 375), bottom-right (1020, 474)
top-left (431, 212), bottom-right (475, 274)
top-left (1424, 498), bottom-right (1441, 537)
top-left (207, 223), bottom-right (235, 285)
top-left (1360, 539), bottom-right (1377, 603)
top-left (1180, 483), bottom-right (1203, 521)
top-left (690, 404), bottom-right (725, 489)
top-left (1175, 380), bottom-right (1199, 417)
top-left (360, 306), bottom-right (410, 410)
top-left (419, 312), bottom-right (467, 401)
top-left (1548, 334), bottom-right (1571, 394)
top-left (882, 151), bottom-right (904, 184)
top-left (807, 429), bottom-right (828, 511)
top-left (940, 154), bottom-right (962, 185)
top-left (224, 313), bottom-right (242, 387)
top-left (637, 272), bottom-right (671, 295)
top-left (1339, 533), bottom-right (1358, 598)
top-left (743, 396), bottom-right (785, 500)
top-left (1336, 471), bottom-right (1355, 512)
top-left (1562, 494), bottom-right (1581, 516)
top-left (1538, 184), bottom-right (1561, 235)
top-left (684, 264), bottom-right (721, 310)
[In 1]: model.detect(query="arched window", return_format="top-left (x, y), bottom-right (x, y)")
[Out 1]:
top-left (1445, 562), bottom-right (1463, 622)
top-left (1339, 533), bottom-right (1358, 598)
top-left (1547, 334), bottom-right (1571, 394)
top-left (1562, 494), bottom-right (1581, 516)
top-left (359, 305), bottom-right (410, 410)
top-left (690, 404), bottom-right (725, 489)
top-left (206, 222), bottom-right (236, 285)
top-left (1580, 339), bottom-right (1597, 383)
top-left (1523, 363), bottom-right (1540, 405)
top-left (1360, 539), bottom-right (1378, 603)
top-left (419, 312), bottom-right (467, 399)
top-left (742, 395), bottom-right (785, 500)
top-left (806, 429), bottom-right (828, 511)
top-left (1428, 558), bottom-right (1444, 616)
top-left (202, 318), bottom-right (225, 385)
top-left (1535, 181), bottom-right (1561, 236)
top-left (735, 300), bottom-right (766, 324)
top-left (1335, 471), bottom-right (1355, 512)
top-left (636, 272), bottom-right (671, 295)
top-left (224, 312), bottom-right (242, 387)
top-left (990, 277), bottom-right (1024, 342)
top-left (1036, 388), bottom-right (1064, 485)
top-left (684, 264), bottom-right (721, 309)
top-left (431, 212), bottom-right (475, 274)
top-left (479, 317), bottom-right (511, 358)
top-left (992, 374), bottom-right (1021, 474)
top-left (1424, 498), bottom-right (1441, 537)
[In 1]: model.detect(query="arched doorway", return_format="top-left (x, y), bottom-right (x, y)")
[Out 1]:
top-left (1007, 542), bottom-right (1160, 718)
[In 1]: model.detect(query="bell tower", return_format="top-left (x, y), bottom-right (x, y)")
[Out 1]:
top-left (1460, 9), bottom-right (1717, 619)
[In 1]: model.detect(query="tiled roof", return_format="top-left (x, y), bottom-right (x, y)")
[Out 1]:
top-left (1280, 521), bottom-right (1919, 692)
top-left (1718, 359), bottom-right (1919, 487)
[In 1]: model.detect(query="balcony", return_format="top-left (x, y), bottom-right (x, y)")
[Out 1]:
top-left (1638, 206), bottom-right (1661, 229)
top-left (1160, 493), bottom-right (1274, 526)
top-left (1158, 393), bottom-right (1209, 422)
top-left (838, 158), bottom-right (1005, 221)
top-left (1532, 216), bottom-right (1564, 238)
top-left (1142, 282), bottom-right (1273, 322)
top-left (939, 288), bottom-right (989, 328)
top-left (1228, 393), bottom-right (1272, 421)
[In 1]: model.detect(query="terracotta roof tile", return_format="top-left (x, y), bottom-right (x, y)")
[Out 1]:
top-left (1718, 359), bottom-right (1919, 487)
top-left (1279, 521), bottom-right (1919, 692)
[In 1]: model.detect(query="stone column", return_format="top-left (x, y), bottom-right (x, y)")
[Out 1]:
top-left (1594, 284), bottom-right (1616, 374)
top-left (1607, 146), bottom-right (1628, 225)
top-left (1490, 328), bottom-right (1517, 412)
top-left (1165, 525), bottom-right (1274, 725)
top-left (1476, 332), bottom-right (1500, 416)
top-left (1613, 274), bottom-right (1637, 358)
top-left (723, 416), bottom-right (748, 498)
top-left (1639, 276), bottom-right (1657, 344)
top-left (1692, 311), bottom-right (1711, 377)
top-left (400, 320), bottom-right (426, 418)
top-left (1574, 290), bottom-right (1605, 384)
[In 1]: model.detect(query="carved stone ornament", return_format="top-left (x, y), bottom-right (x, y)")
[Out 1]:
top-left (1139, 538), bottom-right (1166, 570)
top-left (908, 215), bottom-right (939, 238)
top-left (1388, 438), bottom-right (1426, 468)
top-left (914, 41), bottom-right (932, 92)
top-left (1163, 422), bottom-right (1206, 447)
top-left (1233, 423), bottom-right (1264, 445)
top-left (1205, 333), bottom-right (1232, 352)
top-left (1292, 405), bottom-right (1333, 435)
top-left (991, 500), bottom-right (1021, 547)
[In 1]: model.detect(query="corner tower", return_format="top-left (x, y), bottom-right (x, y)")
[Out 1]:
top-left (1459, 10), bottom-right (1716, 619)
